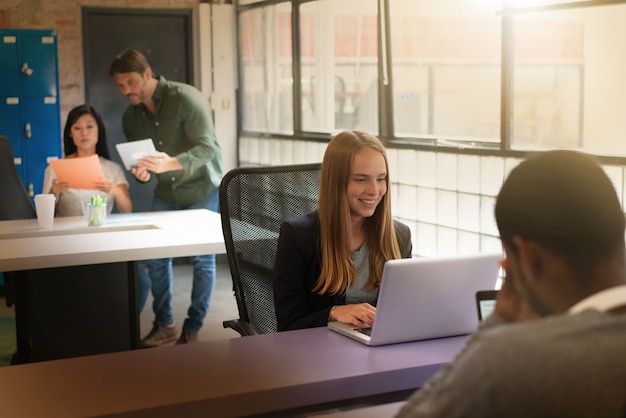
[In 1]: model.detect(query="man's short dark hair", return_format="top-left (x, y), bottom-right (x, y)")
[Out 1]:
top-left (109, 49), bottom-right (151, 77)
top-left (495, 150), bottom-right (625, 275)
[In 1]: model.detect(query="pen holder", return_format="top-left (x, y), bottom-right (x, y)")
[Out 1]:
top-left (87, 203), bottom-right (107, 227)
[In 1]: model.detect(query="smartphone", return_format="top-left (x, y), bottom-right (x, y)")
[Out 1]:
top-left (476, 289), bottom-right (499, 321)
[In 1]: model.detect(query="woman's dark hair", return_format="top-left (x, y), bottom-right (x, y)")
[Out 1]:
top-left (62, 104), bottom-right (110, 159)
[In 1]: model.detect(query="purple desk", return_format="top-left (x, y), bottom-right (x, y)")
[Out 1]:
top-left (0, 327), bottom-right (467, 417)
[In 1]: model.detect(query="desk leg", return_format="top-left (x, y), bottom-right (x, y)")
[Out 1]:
top-left (127, 261), bottom-right (139, 350)
top-left (12, 272), bottom-right (30, 364)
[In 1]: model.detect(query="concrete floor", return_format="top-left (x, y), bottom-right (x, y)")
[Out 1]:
top-left (139, 255), bottom-right (241, 343)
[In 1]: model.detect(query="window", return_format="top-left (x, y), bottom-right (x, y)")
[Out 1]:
top-left (299, 0), bottom-right (379, 133)
top-left (511, 3), bottom-right (626, 157)
top-left (389, 0), bottom-right (502, 144)
top-left (240, 3), bottom-right (293, 134)
top-left (509, 0), bottom-right (593, 8)
top-left (238, 0), bottom-right (266, 6)
top-left (236, 0), bottom-right (626, 159)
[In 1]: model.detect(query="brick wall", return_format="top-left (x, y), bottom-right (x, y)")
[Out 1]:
top-left (0, 0), bottom-right (200, 123)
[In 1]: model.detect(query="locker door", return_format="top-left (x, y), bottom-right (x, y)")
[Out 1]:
top-left (24, 156), bottom-right (49, 196)
top-left (22, 97), bottom-right (61, 197)
top-left (0, 98), bottom-right (22, 158)
top-left (0, 100), bottom-right (27, 186)
top-left (0, 31), bottom-right (26, 187)
top-left (20, 34), bottom-right (58, 98)
top-left (0, 33), bottom-right (19, 97)
top-left (22, 96), bottom-right (61, 158)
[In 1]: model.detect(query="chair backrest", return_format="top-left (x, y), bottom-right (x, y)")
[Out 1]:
top-left (0, 135), bottom-right (36, 221)
top-left (219, 163), bottom-right (322, 334)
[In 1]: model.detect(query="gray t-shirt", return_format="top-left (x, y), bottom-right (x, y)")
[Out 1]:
top-left (43, 156), bottom-right (128, 217)
top-left (396, 310), bottom-right (626, 418)
top-left (346, 242), bottom-right (378, 305)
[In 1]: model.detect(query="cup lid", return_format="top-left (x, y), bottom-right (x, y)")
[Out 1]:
top-left (35, 194), bottom-right (56, 201)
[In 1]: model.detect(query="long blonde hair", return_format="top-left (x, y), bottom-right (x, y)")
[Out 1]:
top-left (314, 130), bottom-right (401, 295)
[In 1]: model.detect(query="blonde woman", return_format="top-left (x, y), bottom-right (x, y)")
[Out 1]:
top-left (273, 130), bottom-right (412, 331)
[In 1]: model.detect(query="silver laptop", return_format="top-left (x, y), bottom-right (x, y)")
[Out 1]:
top-left (328, 252), bottom-right (501, 346)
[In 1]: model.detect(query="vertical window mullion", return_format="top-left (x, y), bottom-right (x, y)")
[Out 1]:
top-left (500, 3), bottom-right (514, 151)
top-left (378, 0), bottom-right (394, 139)
top-left (292, 1), bottom-right (302, 134)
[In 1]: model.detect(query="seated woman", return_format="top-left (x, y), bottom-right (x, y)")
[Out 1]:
top-left (42, 105), bottom-right (152, 310)
top-left (273, 130), bottom-right (412, 331)
top-left (43, 104), bottom-right (132, 216)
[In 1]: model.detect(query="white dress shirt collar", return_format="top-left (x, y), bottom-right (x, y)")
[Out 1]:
top-left (568, 284), bottom-right (626, 315)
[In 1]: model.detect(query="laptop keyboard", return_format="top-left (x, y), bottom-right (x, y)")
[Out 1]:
top-left (356, 327), bottom-right (372, 336)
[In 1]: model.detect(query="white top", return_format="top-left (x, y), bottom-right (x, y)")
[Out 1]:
top-left (42, 156), bottom-right (129, 216)
top-left (568, 284), bottom-right (626, 314)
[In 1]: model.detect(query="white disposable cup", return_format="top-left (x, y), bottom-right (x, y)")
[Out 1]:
top-left (34, 194), bottom-right (56, 229)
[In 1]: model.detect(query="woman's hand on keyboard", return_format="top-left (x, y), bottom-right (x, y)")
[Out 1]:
top-left (330, 303), bottom-right (376, 327)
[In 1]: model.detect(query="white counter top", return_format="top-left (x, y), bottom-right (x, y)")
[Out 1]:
top-left (0, 209), bottom-right (226, 271)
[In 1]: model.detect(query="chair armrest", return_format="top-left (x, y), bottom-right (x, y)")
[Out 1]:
top-left (223, 319), bottom-right (259, 337)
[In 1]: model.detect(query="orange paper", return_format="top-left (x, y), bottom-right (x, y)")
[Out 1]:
top-left (49, 155), bottom-right (104, 190)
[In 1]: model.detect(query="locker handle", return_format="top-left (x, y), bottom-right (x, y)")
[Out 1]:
top-left (21, 62), bottom-right (34, 76)
top-left (25, 123), bottom-right (32, 138)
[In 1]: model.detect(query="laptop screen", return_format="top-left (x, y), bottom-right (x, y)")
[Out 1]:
top-left (476, 290), bottom-right (498, 321)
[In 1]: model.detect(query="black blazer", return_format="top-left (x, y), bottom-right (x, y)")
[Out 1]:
top-left (273, 211), bottom-right (413, 331)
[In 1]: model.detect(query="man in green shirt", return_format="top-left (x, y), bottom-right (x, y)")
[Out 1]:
top-left (109, 49), bottom-right (224, 346)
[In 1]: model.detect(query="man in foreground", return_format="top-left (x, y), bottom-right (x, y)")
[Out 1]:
top-left (397, 150), bottom-right (626, 417)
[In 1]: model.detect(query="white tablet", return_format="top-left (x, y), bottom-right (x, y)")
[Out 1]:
top-left (115, 139), bottom-right (157, 170)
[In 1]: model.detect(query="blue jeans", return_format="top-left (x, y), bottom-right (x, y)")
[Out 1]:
top-left (140, 189), bottom-right (219, 332)
top-left (136, 262), bottom-right (151, 313)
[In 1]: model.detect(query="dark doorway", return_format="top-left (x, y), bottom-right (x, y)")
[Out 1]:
top-left (82, 7), bottom-right (194, 212)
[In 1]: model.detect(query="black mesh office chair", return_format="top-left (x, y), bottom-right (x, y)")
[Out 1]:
top-left (219, 163), bottom-right (321, 336)
top-left (0, 136), bottom-right (36, 221)
top-left (0, 136), bottom-right (36, 308)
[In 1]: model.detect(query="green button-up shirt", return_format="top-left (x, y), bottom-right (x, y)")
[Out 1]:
top-left (122, 76), bottom-right (223, 208)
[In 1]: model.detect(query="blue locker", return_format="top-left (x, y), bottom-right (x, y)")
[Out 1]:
top-left (0, 98), bottom-right (22, 157)
top-left (0, 29), bottom-right (61, 197)
top-left (0, 35), bottom-right (19, 97)
top-left (20, 34), bottom-right (59, 98)
top-left (22, 96), bottom-right (61, 157)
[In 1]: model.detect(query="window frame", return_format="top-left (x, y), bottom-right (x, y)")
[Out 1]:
top-left (234, 0), bottom-right (626, 164)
